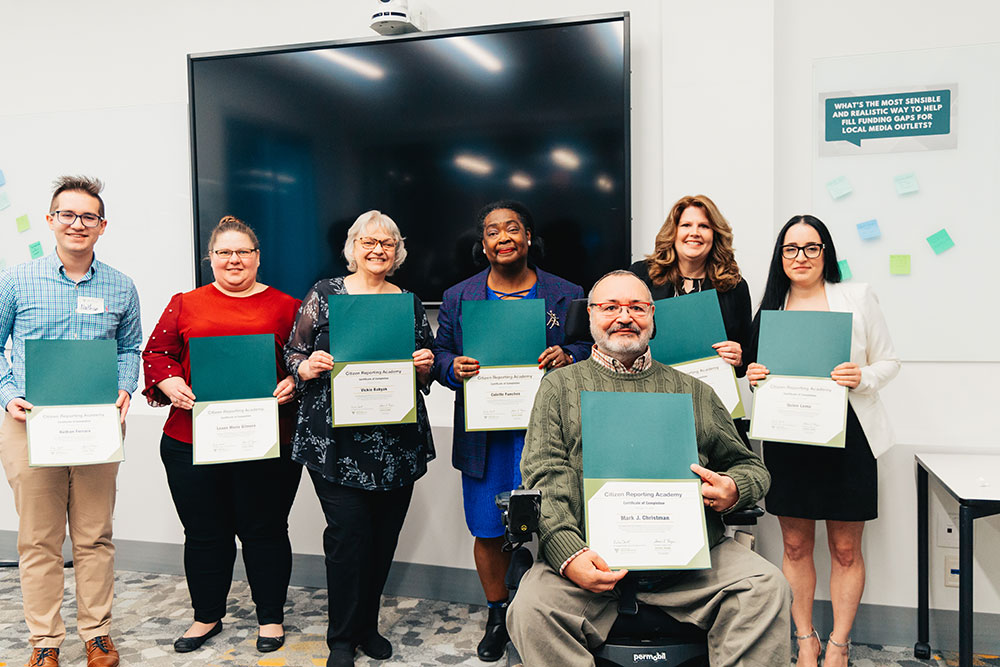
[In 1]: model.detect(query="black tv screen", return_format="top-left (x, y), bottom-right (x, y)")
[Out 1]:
top-left (188, 13), bottom-right (630, 304)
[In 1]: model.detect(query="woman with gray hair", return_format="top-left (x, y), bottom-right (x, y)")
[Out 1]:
top-left (283, 210), bottom-right (435, 667)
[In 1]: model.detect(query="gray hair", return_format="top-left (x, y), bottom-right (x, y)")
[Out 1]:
top-left (587, 269), bottom-right (652, 304)
top-left (342, 210), bottom-right (408, 275)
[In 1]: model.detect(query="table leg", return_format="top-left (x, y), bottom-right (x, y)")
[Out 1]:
top-left (959, 503), bottom-right (974, 667)
top-left (915, 464), bottom-right (931, 659)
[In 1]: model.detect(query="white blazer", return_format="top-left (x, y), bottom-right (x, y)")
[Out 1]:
top-left (824, 281), bottom-right (900, 458)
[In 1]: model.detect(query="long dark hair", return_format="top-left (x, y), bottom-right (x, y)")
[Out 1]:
top-left (471, 199), bottom-right (546, 267)
top-left (756, 214), bottom-right (841, 314)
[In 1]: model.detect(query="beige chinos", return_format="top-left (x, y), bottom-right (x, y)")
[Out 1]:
top-left (0, 416), bottom-right (118, 647)
top-left (507, 538), bottom-right (791, 667)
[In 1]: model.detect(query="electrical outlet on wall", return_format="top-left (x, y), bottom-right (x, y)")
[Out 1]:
top-left (937, 512), bottom-right (960, 548)
top-left (945, 555), bottom-right (960, 587)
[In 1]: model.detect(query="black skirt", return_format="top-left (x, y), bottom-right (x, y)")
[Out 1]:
top-left (762, 404), bottom-right (877, 521)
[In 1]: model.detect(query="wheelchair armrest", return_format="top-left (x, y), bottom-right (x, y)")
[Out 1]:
top-left (505, 545), bottom-right (535, 592)
top-left (722, 505), bottom-right (764, 526)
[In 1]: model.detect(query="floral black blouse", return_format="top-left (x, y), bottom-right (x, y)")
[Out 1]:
top-left (283, 277), bottom-right (435, 490)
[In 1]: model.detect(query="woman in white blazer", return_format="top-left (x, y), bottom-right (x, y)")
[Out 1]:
top-left (746, 215), bottom-right (900, 667)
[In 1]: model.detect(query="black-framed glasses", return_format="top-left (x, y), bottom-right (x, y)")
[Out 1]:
top-left (590, 301), bottom-right (653, 317)
top-left (781, 243), bottom-right (824, 260)
top-left (357, 237), bottom-right (397, 251)
top-left (212, 248), bottom-right (258, 259)
top-left (51, 210), bottom-right (103, 228)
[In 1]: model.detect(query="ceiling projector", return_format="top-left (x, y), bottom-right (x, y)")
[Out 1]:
top-left (370, 0), bottom-right (424, 35)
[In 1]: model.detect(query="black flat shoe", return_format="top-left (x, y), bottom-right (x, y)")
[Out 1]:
top-left (359, 632), bottom-right (392, 660)
top-left (477, 604), bottom-right (509, 662)
top-left (326, 647), bottom-right (355, 667)
top-left (173, 621), bottom-right (223, 653)
top-left (256, 634), bottom-right (285, 653)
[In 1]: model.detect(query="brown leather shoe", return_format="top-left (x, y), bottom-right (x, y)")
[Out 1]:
top-left (26, 647), bottom-right (59, 667)
top-left (84, 636), bottom-right (119, 667)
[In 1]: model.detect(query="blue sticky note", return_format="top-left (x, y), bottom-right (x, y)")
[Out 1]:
top-left (926, 229), bottom-right (954, 255)
top-left (838, 259), bottom-right (852, 281)
top-left (826, 176), bottom-right (853, 200)
top-left (0, 169), bottom-right (5, 187)
top-left (857, 219), bottom-right (881, 241)
top-left (29, 242), bottom-right (44, 259)
top-left (894, 172), bottom-right (920, 195)
top-left (0, 191), bottom-right (9, 211)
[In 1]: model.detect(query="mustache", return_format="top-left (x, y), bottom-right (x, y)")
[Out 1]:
top-left (608, 323), bottom-right (641, 335)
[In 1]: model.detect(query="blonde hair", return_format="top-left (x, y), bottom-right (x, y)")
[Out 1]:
top-left (342, 210), bottom-right (407, 275)
top-left (644, 194), bottom-right (741, 292)
top-left (206, 215), bottom-right (260, 259)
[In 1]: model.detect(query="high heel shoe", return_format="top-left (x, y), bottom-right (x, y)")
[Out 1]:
top-left (826, 635), bottom-right (851, 666)
top-left (173, 621), bottom-right (222, 653)
top-left (793, 627), bottom-right (821, 665)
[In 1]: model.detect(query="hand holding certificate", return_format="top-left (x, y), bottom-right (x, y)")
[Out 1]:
top-left (749, 310), bottom-right (852, 447)
top-left (329, 293), bottom-right (416, 427)
top-left (25, 339), bottom-right (124, 467)
top-left (649, 290), bottom-right (745, 418)
top-left (582, 391), bottom-right (710, 571)
top-left (190, 334), bottom-right (280, 464)
top-left (462, 299), bottom-right (546, 431)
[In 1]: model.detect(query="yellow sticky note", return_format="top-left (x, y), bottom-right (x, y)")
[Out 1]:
top-left (889, 254), bottom-right (911, 275)
top-left (16, 214), bottom-right (30, 233)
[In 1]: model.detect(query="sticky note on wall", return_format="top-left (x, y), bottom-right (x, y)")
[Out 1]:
top-left (894, 172), bottom-right (920, 195)
top-left (926, 229), bottom-right (954, 255)
top-left (16, 214), bottom-right (30, 233)
top-left (29, 242), bottom-right (44, 259)
top-left (837, 259), bottom-right (852, 281)
top-left (826, 176), bottom-right (853, 200)
top-left (889, 254), bottom-right (911, 275)
top-left (0, 191), bottom-right (10, 210)
top-left (857, 219), bottom-right (881, 241)
top-left (0, 169), bottom-right (5, 187)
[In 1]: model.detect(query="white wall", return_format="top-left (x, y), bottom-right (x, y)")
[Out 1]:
top-left (1, 0), bottom-right (996, 625)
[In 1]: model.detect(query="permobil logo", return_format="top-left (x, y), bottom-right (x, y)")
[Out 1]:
top-left (633, 652), bottom-right (668, 662)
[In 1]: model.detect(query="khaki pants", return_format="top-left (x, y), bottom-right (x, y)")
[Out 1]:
top-left (508, 538), bottom-right (791, 667)
top-left (0, 416), bottom-right (119, 647)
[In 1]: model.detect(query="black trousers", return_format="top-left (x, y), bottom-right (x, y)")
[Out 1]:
top-left (308, 469), bottom-right (413, 651)
top-left (160, 433), bottom-right (302, 624)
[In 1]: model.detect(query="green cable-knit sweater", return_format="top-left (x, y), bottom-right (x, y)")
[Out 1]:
top-left (521, 356), bottom-right (770, 571)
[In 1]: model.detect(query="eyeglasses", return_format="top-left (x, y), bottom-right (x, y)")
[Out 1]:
top-left (357, 237), bottom-right (397, 251)
top-left (213, 248), bottom-right (258, 258)
top-left (590, 301), bottom-right (653, 317)
top-left (51, 210), bottom-right (104, 228)
top-left (781, 243), bottom-right (825, 260)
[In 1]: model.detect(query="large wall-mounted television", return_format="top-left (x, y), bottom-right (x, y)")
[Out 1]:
top-left (188, 13), bottom-right (630, 304)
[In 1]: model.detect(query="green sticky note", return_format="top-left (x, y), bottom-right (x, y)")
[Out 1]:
top-left (826, 176), bottom-right (852, 200)
top-left (329, 293), bottom-right (414, 361)
top-left (28, 241), bottom-right (44, 259)
top-left (189, 334), bottom-right (276, 402)
top-left (25, 339), bottom-right (119, 406)
top-left (926, 229), bottom-right (954, 255)
top-left (16, 214), bottom-right (30, 232)
top-left (0, 259), bottom-right (6, 271)
top-left (838, 259), bottom-right (853, 281)
top-left (463, 299), bottom-right (546, 367)
top-left (894, 172), bottom-right (920, 195)
top-left (889, 254), bottom-right (911, 275)
top-left (649, 290), bottom-right (727, 366)
top-left (758, 310), bottom-right (852, 377)
top-left (0, 191), bottom-right (10, 211)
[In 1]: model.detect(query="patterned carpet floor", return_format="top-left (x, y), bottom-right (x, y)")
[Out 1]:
top-left (0, 567), bottom-right (992, 666)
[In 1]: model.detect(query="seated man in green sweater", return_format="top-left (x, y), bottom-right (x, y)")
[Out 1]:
top-left (507, 270), bottom-right (790, 667)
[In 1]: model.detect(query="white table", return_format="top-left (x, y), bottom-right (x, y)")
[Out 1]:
top-left (914, 453), bottom-right (1000, 666)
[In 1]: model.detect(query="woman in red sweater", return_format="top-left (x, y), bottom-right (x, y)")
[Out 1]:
top-left (141, 216), bottom-right (302, 654)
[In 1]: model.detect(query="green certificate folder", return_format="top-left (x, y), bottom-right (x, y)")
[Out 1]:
top-left (649, 291), bottom-right (745, 418)
top-left (757, 310), bottom-right (852, 377)
top-left (328, 293), bottom-right (416, 426)
top-left (329, 293), bottom-right (414, 362)
top-left (581, 391), bottom-right (710, 570)
top-left (462, 299), bottom-right (546, 367)
top-left (25, 339), bottom-right (118, 406)
top-left (189, 334), bottom-right (276, 401)
top-left (25, 339), bottom-right (123, 467)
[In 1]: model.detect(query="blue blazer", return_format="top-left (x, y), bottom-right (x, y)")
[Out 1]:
top-left (432, 267), bottom-right (591, 478)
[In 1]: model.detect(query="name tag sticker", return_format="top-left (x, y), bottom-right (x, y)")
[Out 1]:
top-left (77, 296), bottom-right (105, 315)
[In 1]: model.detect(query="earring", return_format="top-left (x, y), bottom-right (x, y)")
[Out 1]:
top-left (528, 240), bottom-right (531, 246)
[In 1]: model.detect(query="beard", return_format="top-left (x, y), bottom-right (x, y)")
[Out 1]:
top-left (590, 320), bottom-right (652, 357)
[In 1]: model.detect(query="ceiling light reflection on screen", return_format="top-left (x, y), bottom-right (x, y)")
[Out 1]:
top-left (510, 171), bottom-right (533, 189)
top-left (450, 36), bottom-right (503, 72)
top-left (454, 154), bottom-right (493, 176)
top-left (551, 148), bottom-right (581, 170)
top-left (595, 174), bottom-right (614, 192)
top-left (316, 50), bottom-right (385, 80)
